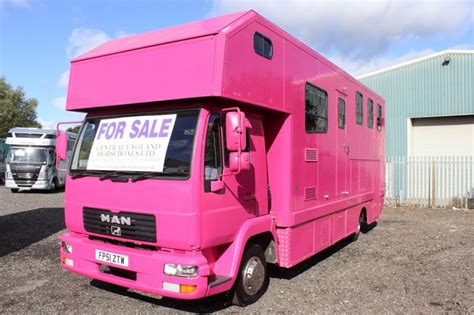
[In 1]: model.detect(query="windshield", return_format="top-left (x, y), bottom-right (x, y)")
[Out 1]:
top-left (8, 147), bottom-right (47, 164)
top-left (71, 109), bottom-right (199, 177)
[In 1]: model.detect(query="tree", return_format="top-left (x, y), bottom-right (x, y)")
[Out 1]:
top-left (67, 126), bottom-right (81, 134)
top-left (0, 77), bottom-right (42, 137)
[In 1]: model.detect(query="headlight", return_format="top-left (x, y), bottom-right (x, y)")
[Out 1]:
top-left (61, 241), bottom-right (73, 253)
top-left (37, 170), bottom-right (46, 180)
top-left (6, 171), bottom-right (12, 179)
top-left (163, 264), bottom-right (198, 277)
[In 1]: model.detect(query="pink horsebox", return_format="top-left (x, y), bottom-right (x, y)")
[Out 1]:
top-left (56, 10), bottom-right (385, 306)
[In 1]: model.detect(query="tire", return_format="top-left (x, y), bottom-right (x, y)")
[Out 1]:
top-left (231, 244), bottom-right (269, 306)
top-left (350, 211), bottom-right (365, 242)
top-left (11, 188), bottom-right (19, 193)
top-left (50, 178), bottom-right (57, 193)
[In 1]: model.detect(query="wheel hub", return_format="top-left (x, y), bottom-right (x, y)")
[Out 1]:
top-left (242, 257), bottom-right (265, 296)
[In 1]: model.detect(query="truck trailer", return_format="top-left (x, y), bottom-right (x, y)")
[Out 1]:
top-left (57, 10), bottom-right (385, 305)
top-left (5, 128), bottom-right (76, 192)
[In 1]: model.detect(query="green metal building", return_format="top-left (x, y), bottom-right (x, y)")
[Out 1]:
top-left (358, 50), bottom-right (474, 158)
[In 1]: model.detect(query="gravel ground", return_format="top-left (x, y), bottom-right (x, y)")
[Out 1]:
top-left (0, 187), bottom-right (473, 314)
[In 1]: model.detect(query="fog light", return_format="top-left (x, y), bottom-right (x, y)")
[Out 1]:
top-left (62, 257), bottom-right (74, 267)
top-left (162, 282), bottom-right (197, 294)
top-left (164, 264), bottom-right (198, 277)
top-left (179, 284), bottom-right (197, 294)
top-left (61, 241), bottom-right (73, 253)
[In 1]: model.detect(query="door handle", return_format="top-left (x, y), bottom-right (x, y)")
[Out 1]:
top-left (342, 143), bottom-right (350, 154)
top-left (244, 193), bottom-right (256, 201)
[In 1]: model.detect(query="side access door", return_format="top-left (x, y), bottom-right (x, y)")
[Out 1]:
top-left (336, 94), bottom-right (349, 199)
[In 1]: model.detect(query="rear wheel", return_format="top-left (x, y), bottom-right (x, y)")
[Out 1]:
top-left (350, 211), bottom-right (366, 242)
top-left (231, 244), bottom-right (269, 306)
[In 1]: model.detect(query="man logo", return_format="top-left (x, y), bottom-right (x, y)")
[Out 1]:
top-left (100, 214), bottom-right (132, 226)
top-left (111, 226), bottom-right (122, 236)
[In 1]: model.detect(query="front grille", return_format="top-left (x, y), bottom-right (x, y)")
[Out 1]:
top-left (14, 133), bottom-right (43, 138)
top-left (11, 164), bottom-right (41, 187)
top-left (83, 207), bottom-right (156, 243)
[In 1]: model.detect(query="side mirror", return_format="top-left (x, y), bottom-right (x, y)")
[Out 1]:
top-left (225, 111), bottom-right (246, 151)
top-left (56, 131), bottom-right (68, 161)
top-left (229, 152), bottom-right (250, 172)
top-left (210, 180), bottom-right (224, 192)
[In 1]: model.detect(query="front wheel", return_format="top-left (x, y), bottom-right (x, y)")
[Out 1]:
top-left (11, 188), bottom-right (19, 193)
top-left (231, 244), bottom-right (269, 306)
top-left (49, 178), bottom-right (58, 193)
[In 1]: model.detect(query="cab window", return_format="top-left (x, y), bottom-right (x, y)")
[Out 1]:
top-left (204, 114), bottom-right (223, 192)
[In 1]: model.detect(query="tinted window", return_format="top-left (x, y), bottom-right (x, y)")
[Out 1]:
top-left (377, 104), bottom-right (383, 130)
top-left (368, 98), bottom-right (374, 128)
top-left (338, 98), bottom-right (345, 129)
top-left (356, 92), bottom-right (363, 125)
top-left (253, 32), bottom-right (273, 59)
top-left (204, 114), bottom-right (223, 192)
top-left (305, 83), bottom-right (328, 133)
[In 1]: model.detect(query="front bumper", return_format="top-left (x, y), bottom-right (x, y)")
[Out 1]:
top-left (5, 179), bottom-right (51, 190)
top-left (60, 232), bottom-right (212, 299)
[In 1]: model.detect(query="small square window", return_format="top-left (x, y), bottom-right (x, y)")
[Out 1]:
top-left (305, 82), bottom-right (328, 133)
top-left (367, 98), bottom-right (374, 128)
top-left (377, 104), bottom-right (383, 130)
top-left (338, 98), bottom-right (345, 129)
top-left (253, 32), bottom-right (273, 59)
top-left (356, 92), bottom-right (363, 125)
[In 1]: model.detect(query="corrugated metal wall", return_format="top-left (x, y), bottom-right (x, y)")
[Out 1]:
top-left (360, 51), bottom-right (474, 157)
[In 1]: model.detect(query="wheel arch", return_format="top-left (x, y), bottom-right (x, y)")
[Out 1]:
top-left (212, 215), bottom-right (277, 282)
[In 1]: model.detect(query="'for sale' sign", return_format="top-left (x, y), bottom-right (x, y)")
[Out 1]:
top-left (87, 114), bottom-right (176, 172)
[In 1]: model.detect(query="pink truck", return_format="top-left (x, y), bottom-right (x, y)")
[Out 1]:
top-left (56, 10), bottom-right (385, 306)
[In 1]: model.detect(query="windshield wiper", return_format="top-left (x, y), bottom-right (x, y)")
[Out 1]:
top-left (70, 170), bottom-right (106, 179)
top-left (130, 172), bottom-right (164, 183)
top-left (98, 171), bottom-right (132, 181)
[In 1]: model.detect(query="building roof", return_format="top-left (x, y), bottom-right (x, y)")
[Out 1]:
top-left (73, 11), bottom-right (252, 62)
top-left (357, 49), bottom-right (474, 80)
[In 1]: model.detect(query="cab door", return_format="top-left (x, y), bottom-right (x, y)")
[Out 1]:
top-left (201, 111), bottom-right (268, 247)
top-left (234, 114), bottom-right (268, 217)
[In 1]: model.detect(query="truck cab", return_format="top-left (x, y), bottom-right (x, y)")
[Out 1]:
top-left (5, 128), bottom-right (74, 192)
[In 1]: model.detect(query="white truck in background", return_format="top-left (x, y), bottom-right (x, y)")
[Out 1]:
top-left (5, 128), bottom-right (76, 192)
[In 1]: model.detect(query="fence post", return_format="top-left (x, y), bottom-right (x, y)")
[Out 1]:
top-left (431, 160), bottom-right (436, 208)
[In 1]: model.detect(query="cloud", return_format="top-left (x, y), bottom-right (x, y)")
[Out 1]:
top-left (211, 0), bottom-right (472, 59)
top-left (115, 30), bottom-right (133, 38)
top-left (38, 118), bottom-right (54, 129)
top-left (52, 96), bottom-right (67, 110)
top-left (0, 0), bottom-right (31, 9)
top-left (57, 70), bottom-right (69, 89)
top-left (330, 48), bottom-right (436, 77)
top-left (66, 28), bottom-right (111, 58)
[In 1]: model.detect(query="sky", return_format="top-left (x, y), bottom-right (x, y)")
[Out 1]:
top-left (1, 0), bottom-right (473, 128)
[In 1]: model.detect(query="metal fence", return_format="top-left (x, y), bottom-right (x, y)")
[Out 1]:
top-left (385, 156), bottom-right (474, 207)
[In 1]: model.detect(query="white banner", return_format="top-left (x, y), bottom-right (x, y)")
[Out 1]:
top-left (87, 114), bottom-right (176, 172)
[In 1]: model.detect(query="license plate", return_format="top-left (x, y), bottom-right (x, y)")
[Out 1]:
top-left (95, 250), bottom-right (129, 267)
